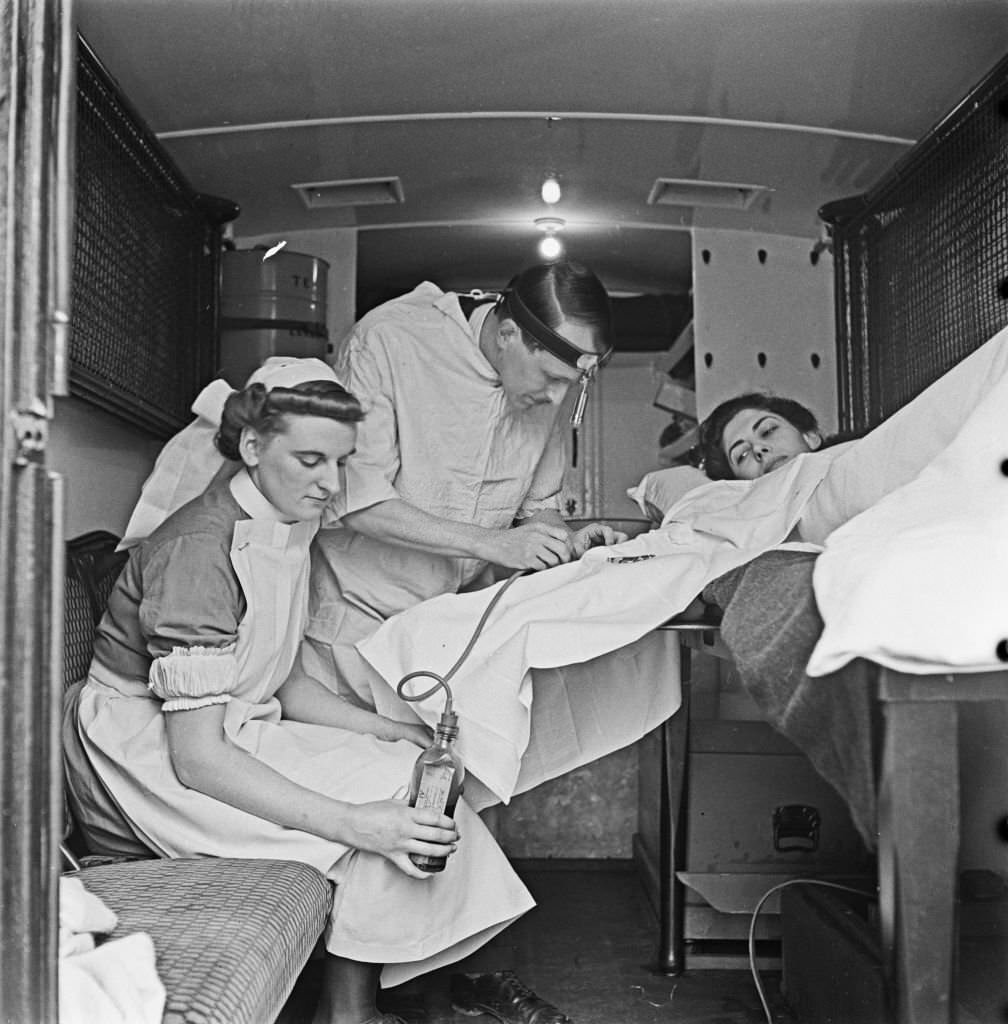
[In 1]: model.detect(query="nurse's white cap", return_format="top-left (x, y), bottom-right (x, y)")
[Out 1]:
top-left (245, 356), bottom-right (341, 390)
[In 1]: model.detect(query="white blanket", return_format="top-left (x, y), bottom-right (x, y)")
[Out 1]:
top-left (807, 324), bottom-right (1008, 676)
top-left (358, 449), bottom-right (841, 801)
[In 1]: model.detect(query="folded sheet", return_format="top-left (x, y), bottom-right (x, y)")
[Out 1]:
top-left (808, 324), bottom-right (1008, 676)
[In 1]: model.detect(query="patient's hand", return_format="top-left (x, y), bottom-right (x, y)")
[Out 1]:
top-left (571, 523), bottom-right (628, 557)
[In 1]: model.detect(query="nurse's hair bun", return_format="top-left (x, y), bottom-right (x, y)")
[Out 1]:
top-left (216, 379), bottom-right (363, 460)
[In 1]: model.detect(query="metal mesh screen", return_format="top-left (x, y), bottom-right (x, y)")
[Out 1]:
top-left (71, 36), bottom-right (221, 438)
top-left (63, 531), bottom-right (127, 689)
top-left (824, 54), bottom-right (1008, 433)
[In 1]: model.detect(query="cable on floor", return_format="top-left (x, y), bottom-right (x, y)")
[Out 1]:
top-left (748, 877), bottom-right (877, 1024)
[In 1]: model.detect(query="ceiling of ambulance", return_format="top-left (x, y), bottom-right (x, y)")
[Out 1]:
top-left (75, 0), bottom-right (1008, 313)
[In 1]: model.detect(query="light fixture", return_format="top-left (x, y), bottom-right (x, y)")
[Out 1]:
top-left (540, 175), bottom-right (562, 204)
top-left (534, 216), bottom-right (565, 260)
top-left (539, 235), bottom-right (563, 260)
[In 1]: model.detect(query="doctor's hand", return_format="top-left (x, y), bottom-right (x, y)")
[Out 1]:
top-left (570, 523), bottom-right (628, 557)
top-left (344, 800), bottom-right (459, 879)
top-left (490, 520), bottom-right (574, 571)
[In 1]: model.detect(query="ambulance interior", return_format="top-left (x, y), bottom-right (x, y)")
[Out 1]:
top-left (4, 2), bottom-right (1008, 1023)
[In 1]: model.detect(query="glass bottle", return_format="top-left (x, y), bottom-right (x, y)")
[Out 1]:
top-left (407, 709), bottom-right (465, 872)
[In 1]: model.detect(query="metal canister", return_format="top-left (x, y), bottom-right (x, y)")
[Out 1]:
top-left (219, 248), bottom-right (329, 386)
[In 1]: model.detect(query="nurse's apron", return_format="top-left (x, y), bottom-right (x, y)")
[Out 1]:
top-left (71, 515), bottom-right (532, 986)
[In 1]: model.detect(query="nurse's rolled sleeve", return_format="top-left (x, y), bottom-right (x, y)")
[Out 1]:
top-left (148, 644), bottom-right (239, 711)
top-left (137, 531), bottom-right (244, 710)
top-left (334, 328), bottom-right (402, 516)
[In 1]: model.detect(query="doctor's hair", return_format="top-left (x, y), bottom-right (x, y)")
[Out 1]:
top-left (215, 379), bottom-right (364, 461)
top-left (506, 259), bottom-right (611, 349)
top-left (697, 392), bottom-right (820, 480)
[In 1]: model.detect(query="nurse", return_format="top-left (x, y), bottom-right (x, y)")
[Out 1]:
top-left (63, 359), bottom-right (538, 1024)
top-left (306, 259), bottom-right (622, 699)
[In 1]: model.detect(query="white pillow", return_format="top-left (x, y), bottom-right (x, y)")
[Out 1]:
top-left (627, 466), bottom-right (710, 522)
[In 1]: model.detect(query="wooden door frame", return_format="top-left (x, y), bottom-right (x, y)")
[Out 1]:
top-left (1, 0), bottom-right (74, 1019)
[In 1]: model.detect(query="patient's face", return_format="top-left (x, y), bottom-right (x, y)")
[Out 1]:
top-left (721, 409), bottom-right (821, 480)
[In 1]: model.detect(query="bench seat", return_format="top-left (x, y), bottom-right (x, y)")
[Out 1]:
top-left (66, 857), bottom-right (332, 1024)
top-left (62, 532), bottom-right (334, 1023)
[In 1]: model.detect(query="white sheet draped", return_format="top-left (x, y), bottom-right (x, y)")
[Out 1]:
top-left (358, 450), bottom-right (840, 801)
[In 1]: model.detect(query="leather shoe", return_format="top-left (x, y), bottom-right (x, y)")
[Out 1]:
top-left (450, 970), bottom-right (573, 1024)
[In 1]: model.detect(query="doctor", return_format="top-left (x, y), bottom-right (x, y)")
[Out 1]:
top-left (305, 259), bottom-right (621, 699)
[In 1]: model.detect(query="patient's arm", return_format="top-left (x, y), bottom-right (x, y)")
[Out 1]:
top-left (568, 521), bottom-right (629, 556)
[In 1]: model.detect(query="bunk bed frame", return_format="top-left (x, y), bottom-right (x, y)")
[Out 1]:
top-left (651, 52), bottom-right (1008, 1024)
top-left (819, 51), bottom-right (1008, 1024)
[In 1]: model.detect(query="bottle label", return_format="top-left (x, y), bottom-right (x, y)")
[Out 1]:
top-left (414, 763), bottom-right (455, 814)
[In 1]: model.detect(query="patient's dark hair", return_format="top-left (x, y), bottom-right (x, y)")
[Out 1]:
top-left (216, 379), bottom-right (364, 461)
top-left (696, 393), bottom-right (820, 481)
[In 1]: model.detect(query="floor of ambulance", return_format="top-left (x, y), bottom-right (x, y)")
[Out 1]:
top-left (281, 859), bottom-right (797, 1024)
top-left (281, 859), bottom-right (1007, 1024)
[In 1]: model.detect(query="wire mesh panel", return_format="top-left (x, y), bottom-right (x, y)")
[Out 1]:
top-left (71, 35), bottom-right (224, 438)
top-left (823, 54), bottom-right (1008, 433)
top-left (63, 531), bottom-right (127, 689)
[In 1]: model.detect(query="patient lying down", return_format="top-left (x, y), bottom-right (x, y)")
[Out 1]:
top-left (361, 322), bottom-right (1008, 822)
top-left (668, 392), bottom-right (833, 619)
top-left (696, 392), bottom-right (826, 480)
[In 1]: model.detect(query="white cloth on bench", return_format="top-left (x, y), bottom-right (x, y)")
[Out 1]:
top-left (59, 876), bottom-right (165, 1024)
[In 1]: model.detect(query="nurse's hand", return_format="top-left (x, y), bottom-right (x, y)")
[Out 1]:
top-left (389, 720), bottom-right (434, 748)
top-left (492, 520), bottom-right (574, 570)
top-left (570, 523), bottom-right (628, 557)
top-left (345, 800), bottom-right (459, 878)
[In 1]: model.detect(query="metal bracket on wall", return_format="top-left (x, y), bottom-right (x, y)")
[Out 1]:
top-left (10, 402), bottom-right (49, 466)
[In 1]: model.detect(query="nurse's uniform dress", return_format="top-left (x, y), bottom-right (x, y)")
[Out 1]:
top-left (66, 469), bottom-right (533, 987)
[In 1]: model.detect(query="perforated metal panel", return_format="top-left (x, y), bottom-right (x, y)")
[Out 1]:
top-left (70, 35), bottom-right (223, 438)
top-left (823, 54), bottom-right (1008, 433)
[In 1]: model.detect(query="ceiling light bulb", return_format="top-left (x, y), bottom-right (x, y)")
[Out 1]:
top-left (538, 234), bottom-right (564, 260)
top-left (541, 176), bottom-right (562, 204)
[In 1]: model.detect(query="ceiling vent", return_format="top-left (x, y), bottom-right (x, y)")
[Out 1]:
top-left (647, 178), bottom-right (773, 210)
top-left (291, 177), bottom-right (405, 209)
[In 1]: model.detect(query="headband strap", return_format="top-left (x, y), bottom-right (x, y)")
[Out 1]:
top-left (497, 288), bottom-right (613, 374)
